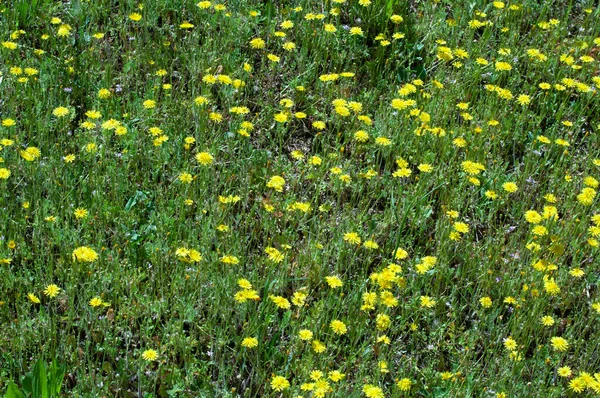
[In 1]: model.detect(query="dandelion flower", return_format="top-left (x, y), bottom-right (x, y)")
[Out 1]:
top-left (479, 296), bottom-right (492, 308)
top-left (363, 384), bottom-right (384, 398)
top-left (27, 293), bottom-right (41, 304)
top-left (195, 152), bottom-right (214, 166)
top-left (397, 378), bottom-right (412, 391)
top-left (299, 329), bottom-right (313, 341)
top-left (541, 316), bottom-right (555, 326)
top-left (74, 208), bottom-right (88, 219)
top-left (250, 38), bottom-right (265, 49)
top-left (43, 284), bottom-right (61, 298)
top-left (142, 349), bottom-right (159, 361)
top-left (53, 107), bottom-right (70, 117)
top-left (503, 337), bottom-right (517, 351)
top-left (72, 246), bottom-right (99, 263)
top-left (550, 336), bottom-right (569, 352)
top-left (330, 320), bottom-right (347, 335)
top-left (502, 182), bottom-right (518, 193)
top-left (271, 375), bottom-right (290, 391)
top-left (350, 27), bottom-right (364, 36)
top-left (343, 232), bottom-right (361, 245)
top-left (143, 99), bottom-right (156, 109)
top-left (266, 175), bottom-right (285, 192)
top-left (241, 337), bottom-right (258, 348)
top-left (558, 366), bottom-right (572, 377)
top-left (0, 168), bottom-right (11, 179)
top-left (89, 297), bottom-right (104, 307)
top-left (420, 296), bottom-right (436, 308)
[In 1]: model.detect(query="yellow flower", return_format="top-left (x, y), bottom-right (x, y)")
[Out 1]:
top-left (363, 384), bottom-right (384, 398)
top-left (267, 53), bottom-right (280, 62)
top-left (0, 168), bottom-right (11, 179)
top-left (343, 232), bottom-right (361, 245)
top-left (52, 107), bottom-right (70, 117)
top-left (569, 268), bottom-right (585, 278)
top-left (364, 240), bottom-right (379, 250)
top-left (484, 190), bottom-right (497, 199)
top-left (143, 99), bottom-right (156, 109)
top-left (454, 222), bottom-right (469, 233)
top-left (330, 320), bottom-right (347, 335)
top-left (129, 13), bottom-right (142, 21)
top-left (375, 136), bottom-right (392, 146)
top-left (390, 14), bottom-right (403, 23)
top-left (249, 38), bottom-right (265, 49)
top-left (72, 246), bottom-right (99, 263)
top-left (568, 377), bottom-right (585, 393)
top-left (397, 378), bottom-right (412, 391)
top-left (57, 24), bottom-right (72, 37)
top-left (2, 41), bottom-right (18, 50)
top-left (418, 163), bottom-right (433, 173)
top-left (577, 187), bottom-right (596, 205)
top-left (265, 247), bottom-right (284, 262)
top-left (461, 161), bottom-right (485, 175)
top-left (27, 293), bottom-right (41, 304)
top-left (325, 276), bottom-right (343, 288)
top-left (544, 278), bottom-right (560, 295)
top-left (299, 329), bottom-right (313, 341)
top-left (270, 375), bottom-right (290, 392)
top-left (349, 27), bottom-right (363, 36)
top-left (502, 182), bottom-right (518, 193)
top-left (89, 296), bottom-right (103, 307)
top-left (517, 94), bottom-right (531, 105)
top-left (43, 284), bottom-right (61, 298)
top-left (142, 349), bottom-right (159, 361)
top-left (541, 315), bottom-right (555, 326)
top-left (269, 295), bottom-right (290, 309)
top-left (195, 152), bottom-right (214, 165)
top-left (313, 121), bottom-right (326, 130)
top-left (324, 24), bottom-right (337, 33)
top-left (274, 112), bottom-right (288, 123)
top-left (558, 366), bottom-right (572, 377)
top-left (375, 313), bottom-right (391, 330)
top-left (220, 255), bottom-right (239, 264)
top-left (495, 61), bottom-right (512, 71)
top-left (280, 20), bottom-right (293, 29)
top-left (420, 296), bottom-right (436, 308)
top-left (266, 175), bottom-right (285, 192)
top-left (74, 208), bottom-right (88, 219)
top-left (479, 296), bottom-right (492, 308)
top-left (524, 210), bottom-right (542, 224)
top-left (20, 147), bottom-right (41, 161)
top-left (179, 173), bottom-right (193, 183)
top-left (503, 337), bottom-right (517, 351)
top-left (550, 336), bottom-right (569, 352)
top-left (241, 337), bottom-right (258, 348)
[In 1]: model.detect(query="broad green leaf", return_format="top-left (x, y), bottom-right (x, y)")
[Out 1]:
top-left (4, 382), bottom-right (25, 398)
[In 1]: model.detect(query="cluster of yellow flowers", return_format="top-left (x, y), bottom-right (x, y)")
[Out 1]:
top-left (3, 0), bottom-right (600, 395)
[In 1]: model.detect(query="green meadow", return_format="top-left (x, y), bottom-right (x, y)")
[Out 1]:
top-left (1, 0), bottom-right (600, 396)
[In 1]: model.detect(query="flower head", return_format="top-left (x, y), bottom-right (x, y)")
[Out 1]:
top-left (195, 152), bottom-right (214, 166)
top-left (72, 246), bottom-right (99, 263)
top-left (142, 349), bottom-right (158, 361)
top-left (550, 336), bottom-right (569, 352)
top-left (271, 375), bottom-right (290, 391)
top-left (43, 284), bottom-right (61, 298)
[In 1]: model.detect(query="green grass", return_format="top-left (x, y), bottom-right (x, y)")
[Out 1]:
top-left (1, 0), bottom-right (600, 396)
